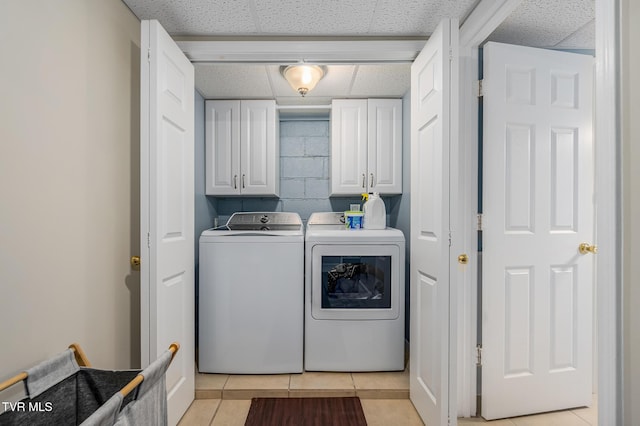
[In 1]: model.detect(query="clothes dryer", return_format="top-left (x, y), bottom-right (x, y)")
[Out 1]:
top-left (305, 212), bottom-right (405, 371)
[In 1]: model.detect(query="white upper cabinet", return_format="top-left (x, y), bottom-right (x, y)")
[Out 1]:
top-left (331, 99), bottom-right (368, 195)
top-left (331, 98), bottom-right (402, 195)
top-left (205, 100), bottom-right (240, 196)
top-left (205, 100), bottom-right (279, 196)
top-left (367, 99), bottom-right (403, 194)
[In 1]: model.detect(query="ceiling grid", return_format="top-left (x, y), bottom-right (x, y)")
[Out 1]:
top-left (123, 0), bottom-right (595, 101)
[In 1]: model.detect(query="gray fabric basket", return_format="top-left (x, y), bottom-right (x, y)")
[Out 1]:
top-left (0, 349), bottom-right (172, 426)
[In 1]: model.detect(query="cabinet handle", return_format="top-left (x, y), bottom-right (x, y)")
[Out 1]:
top-left (242, 174), bottom-right (246, 189)
top-left (362, 174), bottom-right (366, 189)
top-left (233, 175), bottom-right (238, 189)
top-left (370, 173), bottom-right (375, 188)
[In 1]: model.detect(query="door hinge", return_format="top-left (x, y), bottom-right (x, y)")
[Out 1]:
top-left (475, 79), bottom-right (484, 97)
top-left (147, 49), bottom-right (151, 62)
top-left (449, 47), bottom-right (454, 62)
top-left (147, 232), bottom-right (151, 248)
top-left (476, 344), bottom-right (483, 367)
top-left (477, 214), bottom-right (483, 231)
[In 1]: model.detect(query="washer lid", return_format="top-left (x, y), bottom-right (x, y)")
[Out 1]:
top-left (223, 211), bottom-right (302, 230)
top-left (214, 224), bottom-right (301, 231)
top-left (201, 211), bottom-right (303, 239)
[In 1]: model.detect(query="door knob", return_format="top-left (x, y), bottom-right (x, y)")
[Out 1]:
top-left (130, 255), bottom-right (141, 268)
top-left (458, 254), bottom-right (469, 265)
top-left (578, 243), bottom-right (598, 255)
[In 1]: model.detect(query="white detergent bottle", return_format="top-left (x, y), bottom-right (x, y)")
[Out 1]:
top-left (363, 192), bottom-right (386, 229)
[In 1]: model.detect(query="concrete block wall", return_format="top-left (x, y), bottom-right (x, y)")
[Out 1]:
top-left (215, 120), bottom-right (367, 224)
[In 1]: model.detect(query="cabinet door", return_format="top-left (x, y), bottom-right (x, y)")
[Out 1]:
top-left (368, 99), bottom-right (402, 194)
top-left (240, 100), bottom-right (279, 196)
top-left (205, 100), bottom-right (240, 195)
top-left (331, 99), bottom-right (368, 195)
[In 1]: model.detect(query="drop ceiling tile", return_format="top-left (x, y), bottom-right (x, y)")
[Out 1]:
top-left (368, 0), bottom-right (477, 35)
top-left (252, 0), bottom-right (377, 35)
top-left (122, 0), bottom-right (596, 97)
top-left (349, 64), bottom-right (410, 98)
top-left (553, 19), bottom-right (595, 50)
top-left (487, 0), bottom-right (595, 48)
top-left (122, 0), bottom-right (257, 35)
top-left (310, 66), bottom-right (357, 97)
top-left (268, 65), bottom-right (356, 98)
top-left (195, 64), bottom-right (274, 99)
top-left (123, 0), bottom-right (595, 51)
top-left (266, 65), bottom-right (294, 97)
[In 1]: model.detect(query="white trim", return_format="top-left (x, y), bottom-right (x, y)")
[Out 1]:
top-left (594, 0), bottom-right (620, 424)
top-left (449, 19), bottom-right (461, 426)
top-left (456, 0), bottom-right (523, 418)
top-left (456, 53), bottom-right (480, 418)
top-left (456, 0), bottom-right (619, 423)
top-left (459, 0), bottom-right (522, 48)
top-left (177, 39), bottom-right (427, 63)
top-left (276, 104), bottom-right (332, 110)
top-left (140, 20), bottom-right (151, 368)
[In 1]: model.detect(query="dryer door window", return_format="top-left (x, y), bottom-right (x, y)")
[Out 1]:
top-left (311, 244), bottom-right (400, 320)
top-left (321, 255), bottom-right (392, 309)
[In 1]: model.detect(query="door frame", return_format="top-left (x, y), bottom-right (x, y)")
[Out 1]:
top-left (455, 0), bottom-right (620, 424)
top-left (168, 0), bottom-right (620, 422)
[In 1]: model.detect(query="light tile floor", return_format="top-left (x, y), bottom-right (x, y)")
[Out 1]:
top-left (194, 369), bottom-right (410, 400)
top-left (182, 370), bottom-right (598, 425)
top-left (179, 398), bottom-right (423, 426)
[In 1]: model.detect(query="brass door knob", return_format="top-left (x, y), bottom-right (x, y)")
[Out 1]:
top-left (458, 254), bottom-right (469, 265)
top-left (578, 243), bottom-right (598, 255)
top-left (130, 256), bottom-right (141, 268)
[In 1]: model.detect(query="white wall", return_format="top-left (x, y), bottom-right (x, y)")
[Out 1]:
top-left (622, 0), bottom-right (640, 423)
top-left (0, 0), bottom-right (141, 390)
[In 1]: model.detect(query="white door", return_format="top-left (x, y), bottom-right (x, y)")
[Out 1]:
top-left (410, 18), bottom-right (458, 426)
top-left (141, 20), bottom-right (195, 425)
top-left (205, 100), bottom-right (240, 195)
top-left (241, 100), bottom-right (278, 195)
top-left (481, 42), bottom-right (594, 420)
top-left (368, 99), bottom-right (403, 194)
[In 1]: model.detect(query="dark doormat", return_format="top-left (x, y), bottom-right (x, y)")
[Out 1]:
top-left (244, 396), bottom-right (368, 426)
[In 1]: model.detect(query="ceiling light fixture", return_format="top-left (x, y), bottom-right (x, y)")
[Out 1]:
top-left (280, 64), bottom-right (327, 97)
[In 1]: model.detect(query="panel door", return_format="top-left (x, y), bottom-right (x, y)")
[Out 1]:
top-left (205, 100), bottom-right (240, 195)
top-left (240, 100), bottom-right (279, 196)
top-left (410, 18), bottom-right (458, 426)
top-left (331, 99), bottom-right (368, 195)
top-left (140, 20), bottom-right (195, 425)
top-left (481, 42), bottom-right (594, 420)
top-left (368, 98), bottom-right (403, 194)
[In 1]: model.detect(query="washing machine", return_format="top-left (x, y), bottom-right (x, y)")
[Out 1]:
top-left (304, 212), bottom-right (405, 371)
top-left (199, 212), bottom-right (303, 374)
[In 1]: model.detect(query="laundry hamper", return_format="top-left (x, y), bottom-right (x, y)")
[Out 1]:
top-left (0, 342), bottom-right (178, 426)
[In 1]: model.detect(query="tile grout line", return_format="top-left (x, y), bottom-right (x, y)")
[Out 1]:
top-left (222, 374), bottom-right (230, 390)
top-left (207, 400), bottom-right (221, 426)
top-left (568, 408), bottom-right (594, 425)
